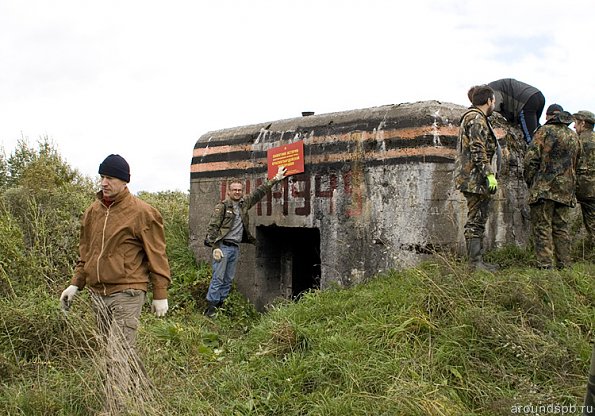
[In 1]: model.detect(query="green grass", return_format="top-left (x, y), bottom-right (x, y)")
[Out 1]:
top-left (3, 253), bottom-right (592, 415)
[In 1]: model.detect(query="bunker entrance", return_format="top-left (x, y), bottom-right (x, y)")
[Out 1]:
top-left (255, 226), bottom-right (321, 301)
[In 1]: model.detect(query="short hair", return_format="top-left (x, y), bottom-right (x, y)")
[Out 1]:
top-left (470, 84), bottom-right (495, 106)
top-left (227, 178), bottom-right (243, 187)
top-left (467, 85), bottom-right (479, 103)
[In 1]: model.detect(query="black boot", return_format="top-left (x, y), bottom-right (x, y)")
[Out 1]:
top-left (468, 238), bottom-right (498, 272)
top-left (204, 302), bottom-right (218, 318)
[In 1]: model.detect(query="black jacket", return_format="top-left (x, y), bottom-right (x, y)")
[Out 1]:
top-left (488, 78), bottom-right (540, 123)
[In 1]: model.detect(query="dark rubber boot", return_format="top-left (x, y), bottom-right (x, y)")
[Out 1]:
top-left (468, 238), bottom-right (498, 272)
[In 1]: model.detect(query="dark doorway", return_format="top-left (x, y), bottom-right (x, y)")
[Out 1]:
top-left (255, 226), bottom-right (321, 303)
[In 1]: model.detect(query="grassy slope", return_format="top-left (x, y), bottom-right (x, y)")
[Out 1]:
top-left (144, 259), bottom-right (594, 416)
top-left (198, 264), bottom-right (595, 415)
top-left (1, 257), bottom-right (593, 415)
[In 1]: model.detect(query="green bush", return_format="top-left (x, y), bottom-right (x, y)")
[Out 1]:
top-left (0, 204), bottom-right (24, 297)
top-left (0, 139), bottom-right (95, 295)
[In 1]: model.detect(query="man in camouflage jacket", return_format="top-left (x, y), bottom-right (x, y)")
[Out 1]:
top-left (577, 111), bottom-right (595, 415)
top-left (573, 110), bottom-right (595, 254)
top-left (455, 84), bottom-right (500, 271)
top-left (203, 166), bottom-right (287, 317)
top-left (523, 111), bottom-right (581, 269)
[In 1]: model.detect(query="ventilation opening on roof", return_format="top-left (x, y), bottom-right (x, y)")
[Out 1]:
top-left (255, 225), bottom-right (321, 305)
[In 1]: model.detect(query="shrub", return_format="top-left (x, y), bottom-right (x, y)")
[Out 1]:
top-left (0, 139), bottom-right (95, 294)
top-left (0, 204), bottom-right (24, 297)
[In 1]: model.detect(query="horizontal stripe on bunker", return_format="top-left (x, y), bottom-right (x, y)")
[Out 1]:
top-left (190, 153), bottom-right (455, 180)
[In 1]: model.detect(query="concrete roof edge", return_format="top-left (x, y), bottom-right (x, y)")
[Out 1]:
top-left (195, 100), bottom-right (467, 143)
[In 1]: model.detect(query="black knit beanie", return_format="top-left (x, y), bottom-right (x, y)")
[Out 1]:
top-left (98, 154), bottom-right (130, 182)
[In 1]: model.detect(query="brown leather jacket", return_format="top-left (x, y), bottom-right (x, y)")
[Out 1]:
top-left (71, 187), bottom-right (171, 299)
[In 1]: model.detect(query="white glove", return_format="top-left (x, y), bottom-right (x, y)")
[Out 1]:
top-left (274, 166), bottom-right (287, 182)
top-left (151, 299), bottom-right (168, 317)
top-left (60, 285), bottom-right (79, 310)
top-left (213, 248), bottom-right (224, 261)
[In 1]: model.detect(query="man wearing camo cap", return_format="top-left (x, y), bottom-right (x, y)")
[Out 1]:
top-left (573, 110), bottom-right (595, 254)
top-left (582, 112), bottom-right (595, 416)
top-left (545, 103), bottom-right (563, 121)
top-left (524, 111), bottom-right (581, 269)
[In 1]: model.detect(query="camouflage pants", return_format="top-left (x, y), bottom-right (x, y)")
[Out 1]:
top-left (529, 199), bottom-right (571, 268)
top-left (578, 197), bottom-right (595, 248)
top-left (462, 192), bottom-right (492, 240)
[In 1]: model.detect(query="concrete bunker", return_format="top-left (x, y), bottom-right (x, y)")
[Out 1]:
top-left (189, 100), bottom-right (529, 310)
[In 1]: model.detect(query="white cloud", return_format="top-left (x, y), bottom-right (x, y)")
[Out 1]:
top-left (1, 0), bottom-right (594, 193)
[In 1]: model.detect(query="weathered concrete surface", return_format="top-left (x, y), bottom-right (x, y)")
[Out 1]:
top-left (189, 100), bottom-right (530, 310)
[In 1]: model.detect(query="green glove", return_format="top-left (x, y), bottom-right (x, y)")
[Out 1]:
top-left (486, 174), bottom-right (498, 193)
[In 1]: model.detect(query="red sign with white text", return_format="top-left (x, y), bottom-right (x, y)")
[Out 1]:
top-left (267, 140), bottom-right (305, 179)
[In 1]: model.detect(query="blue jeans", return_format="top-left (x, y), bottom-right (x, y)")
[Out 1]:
top-left (206, 243), bottom-right (240, 304)
top-left (519, 91), bottom-right (545, 144)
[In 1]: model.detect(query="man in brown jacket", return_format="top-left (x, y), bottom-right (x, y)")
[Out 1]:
top-left (60, 154), bottom-right (171, 411)
top-left (60, 154), bottom-right (171, 345)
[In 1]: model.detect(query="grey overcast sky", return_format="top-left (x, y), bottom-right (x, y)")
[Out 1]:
top-left (1, 0), bottom-right (593, 193)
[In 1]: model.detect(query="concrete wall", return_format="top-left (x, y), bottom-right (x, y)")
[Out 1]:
top-left (189, 100), bottom-right (530, 310)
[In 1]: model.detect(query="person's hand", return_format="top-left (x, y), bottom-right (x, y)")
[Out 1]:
top-left (60, 285), bottom-right (79, 310)
top-left (151, 299), bottom-right (168, 317)
top-left (274, 166), bottom-right (287, 182)
top-left (213, 248), bottom-right (224, 261)
top-left (486, 174), bottom-right (498, 193)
